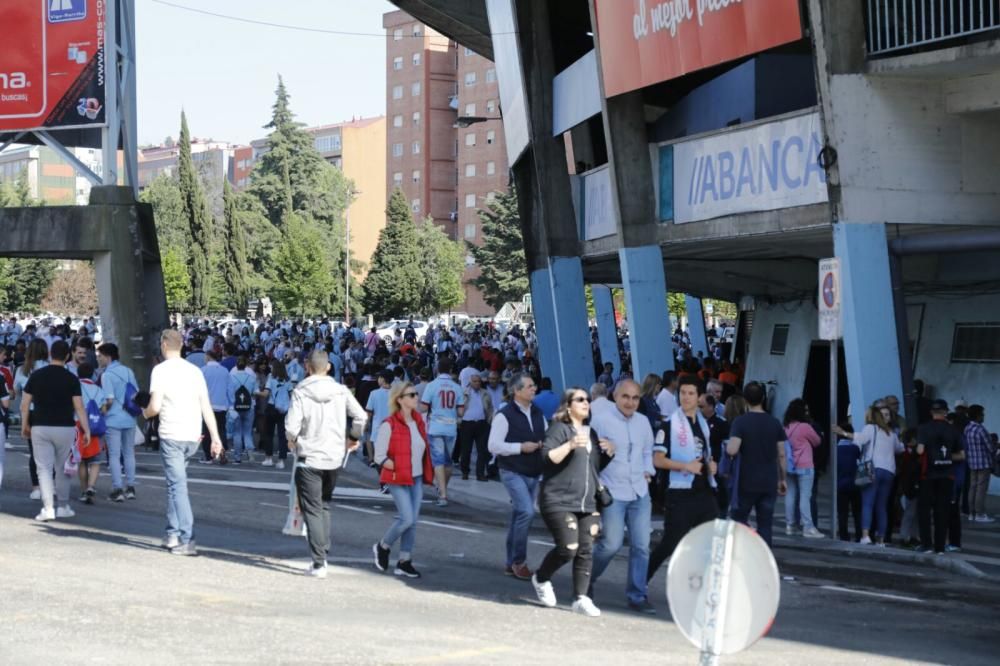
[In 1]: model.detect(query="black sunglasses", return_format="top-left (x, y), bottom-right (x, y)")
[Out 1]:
top-left (571, 396), bottom-right (590, 403)
top-left (402, 391), bottom-right (419, 398)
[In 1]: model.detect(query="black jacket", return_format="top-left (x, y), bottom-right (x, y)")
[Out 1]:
top-left (539, 420), bottom-right (614, 513)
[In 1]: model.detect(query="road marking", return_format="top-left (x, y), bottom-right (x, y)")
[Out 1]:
top-left (335, 503), bottom-right (382, 515)
top-left (133, 474), bottom-right (386, 499)
top-left (418, 519), bottom-right (481, 534)
top-left (529, 539), bottom-right (555, 547)
top-left (409, 647), bottom-right (513, 663)
top-left (819, 585), bottom-right (923, 603)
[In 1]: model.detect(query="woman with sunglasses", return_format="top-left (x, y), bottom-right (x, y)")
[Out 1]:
top-left (531, 387), bottom-right (615, 617)
top-left (372, 381), bottom-right (434, 578)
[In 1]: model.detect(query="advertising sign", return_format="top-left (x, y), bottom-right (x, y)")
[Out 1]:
top-left (0, 0), bottom-right (107, 132)
top-left (581, 165), bottom-right (616, 241)
top-left (593, 0), bottom-right (803, 98)
top-left (818, 257), bottom-right (842, 340)
top-left (671, 111), bottom-right (828, 224)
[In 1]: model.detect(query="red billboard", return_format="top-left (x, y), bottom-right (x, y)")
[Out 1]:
top-left (593, 0), bottom-right (803, 97)
top-left (0, 0), bottom-right (107, 132)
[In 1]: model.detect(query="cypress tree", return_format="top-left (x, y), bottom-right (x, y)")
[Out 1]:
top-left (178, 110), bottom-right (213, 313)
top-left (362, 189), bottom-right (425, 319)
top-left (222, 180), bottom-right (250, 314)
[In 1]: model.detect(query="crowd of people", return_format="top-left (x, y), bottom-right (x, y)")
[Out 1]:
top-left (1, 311), bottom-right (997, 614)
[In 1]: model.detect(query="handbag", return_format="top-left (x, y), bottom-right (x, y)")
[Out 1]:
top-left (595, 484), bottom-right (614, 510)
top-left (854, 426), bottom-right (876, 488)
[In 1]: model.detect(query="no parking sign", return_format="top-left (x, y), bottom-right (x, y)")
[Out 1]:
top-left (818, 258), bottom-right (841, 341)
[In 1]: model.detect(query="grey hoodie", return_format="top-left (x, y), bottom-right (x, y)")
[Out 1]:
top-left (285, 375), bottom-right (368, 470)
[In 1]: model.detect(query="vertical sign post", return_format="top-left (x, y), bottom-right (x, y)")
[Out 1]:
top-left (818, 258), bottom-right (842, 536)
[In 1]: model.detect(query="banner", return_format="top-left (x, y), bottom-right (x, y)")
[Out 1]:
top-left (593, 0), bottom-right (802, 97)
top-left (671, 111), bottom-right (828, 224)
top-left (0, 0), bottom-right (107, 132)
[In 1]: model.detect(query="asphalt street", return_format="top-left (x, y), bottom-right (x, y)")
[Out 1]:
top-left (1, 439), bottom-right (997, 665)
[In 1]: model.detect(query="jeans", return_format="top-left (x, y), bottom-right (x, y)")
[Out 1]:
top-left (203, 410), bottom-right (228, 460)
top-left (231, 410), bottom-right (255, 459)
top-left (499, 469), bottom-right (538, 567)
top-left (591, 492), bottom-right (652, 605)
top-left (732, 490), bottom-right (777, 547)
top-left (648, 490), bottom-right (718, 582)
top-left (295, 466), bottom-right (339, 566)
top-left (428, 434), bottom-right (457, 468)
top-left (969, 468), bottom-right (992, 515)
top-left (536, 511), bottom-right (600, 598)
top-left (838, 487), bottom-right (863, 541)
top-left (861, 468), bottom-right (894, 537)
top-left (899, 496), bottom-right (919, 542)
top-left (106, 426), bottom-right (136, 490)
top-left (785, 468), bottom-right (816, 530)
top-left (382, 477), bottom-right (424, 557)
top-left (263, 408), bottom-right (288, 459)
top-left (918, 478), bottom-right (951, 552)
top-left (458, 420), bottom-right (489, 477)
top-left (31, 425), bottom-right (75, 510)
top-left (160, 438), bottom-right (200, 545)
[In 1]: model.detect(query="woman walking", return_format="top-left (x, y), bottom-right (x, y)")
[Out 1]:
top-left (531, 388), bottom-right (615, 617)
top-left (259, 359), bottom-right (292, 469)
top-left (834, 401), bottom-right (904, 545)
top-left (783, 399), bottom-right (824, 538)
top-left (372, 381), bottom-right (434, 579)
top-left (76, 363), bottom-right (105, 504)
top-left (13, 338), bottom-right (49, 500)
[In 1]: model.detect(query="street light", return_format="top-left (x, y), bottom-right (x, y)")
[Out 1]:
top-left (345, 189), bottom-right (361, 325)
top-left (453, 115), bottom-right (501, 129)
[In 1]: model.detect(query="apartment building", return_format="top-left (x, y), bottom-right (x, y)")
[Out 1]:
top-left (0, 145), bottom-right (105, 205)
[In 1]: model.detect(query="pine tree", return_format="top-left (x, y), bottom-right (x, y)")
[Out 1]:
top-left (222, 180), bottom-right (251, 313)
top-left (468, 188), bottom-right (529, 310)
top-left (178, 110), bottom-right (213, 313)
top-left (271, 213), bottom-right (335, 316)
top-left (416, 219), bottom-right (465, 315)
top-left (362, 189), bottom-right (425, 319)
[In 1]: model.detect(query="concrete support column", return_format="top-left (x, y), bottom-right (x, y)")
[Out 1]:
top-left (528, 267), bottom-right (563, 388)
top-left (834, 222), bottom-right (904, 430)
top-left (620, 246), bottom-right (675, 380)
top-left (547, 257), bottom-right (594, 391)
top-left (685, 294), bottom-right (709, 358)
top-left (591, 284), bottom-right (620, 377)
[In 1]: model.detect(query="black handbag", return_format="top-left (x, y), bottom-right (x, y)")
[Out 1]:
top-left (595, 485), bottom-right (614, 510)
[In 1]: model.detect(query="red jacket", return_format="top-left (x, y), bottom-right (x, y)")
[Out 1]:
top-left (380, 410), bottom-right (434, 486)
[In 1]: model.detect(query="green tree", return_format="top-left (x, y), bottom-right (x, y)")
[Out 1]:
top-left (270, 213), bottom-right (335, 316)
top-left (139, 173), bottom-right (188, 258)
top-left (222, 180), bottom-right (251, 313)
top-left (668, 293), bottom-right (686, 321)
top-left (467, 188), bottom-right (528, 310)
top-left (0, 259), bottom-right (14, 311)
top-left (0, 170), bottom-right (58, 311)
top-left (161, 247), bottom-right (191, 311)
top-left (362, 189), bottom-right (425, 319)
top-left (416, 218), bottom-right (465, 315)
top-left (178, 110), bottom-right (213, 313)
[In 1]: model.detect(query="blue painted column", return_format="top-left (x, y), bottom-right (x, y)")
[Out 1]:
top-left (529, 267), bottom-right (563, 389)
top-left (834, 222), bottom-right (904, 431)
top-left (685, 294), bottom-right (709, 358)
top-left (549, 256), bottom-right (596, 392)
top-left (620, 245), bottom-right (674, 381)
top-left (591, 284), bottom-right (620, 378)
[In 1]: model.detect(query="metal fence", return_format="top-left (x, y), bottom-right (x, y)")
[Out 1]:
top-left (865, 0), bottom-right (1000, 56)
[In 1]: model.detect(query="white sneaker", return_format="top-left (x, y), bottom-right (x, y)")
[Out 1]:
top-left (802, 527), bottom-right (825, 539)
top-left (571, 595), bottom-right (601, 617)
top-left (261, 458), bottom-right (274, 467)
top-left (35, 507), bottom-right (55, 522)
top-left (275, 459), bottom-right (285, 470)
top-left (29, 489), bottom-right (41, 500)
top-left (3, 441), bottom-right (13, 450)
top-left (976, 515), bottom-right (995, 523)
top-left (785, 524), bottom-right (800, 536)
top-left (307, 564), bottom-right (328, 579)
top-left (531, 574), bottom-right (557, 608)
top-left (56, 506), bottom-right (75, 519)
top-left (859, 535), bottom-right (872, 545)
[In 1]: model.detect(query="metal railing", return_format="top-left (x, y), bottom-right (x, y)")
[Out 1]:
top-left (865, 0), bottom-right (1000, 56)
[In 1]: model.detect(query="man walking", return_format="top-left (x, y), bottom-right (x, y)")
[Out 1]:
top-left (458, 373), bottom-right (492, 481)
top-left (964, 405), bottom-right (994, 523)
top-left (726, 381), bottom-right (787, 547)
top-left (97, 343), bottom-right (139, 501)
top-left (421, 357), bottom-right (464, 507)
top-left (286, 349), bottom-right (367, 578)
top-left (590, 379), bottom-right (656, 613)
top-left (143, 329), bottom-right (223, 556)
top-left (917, 399), bottom-right (966, 553)
top-left (200, 349), bottom-right (231, 464)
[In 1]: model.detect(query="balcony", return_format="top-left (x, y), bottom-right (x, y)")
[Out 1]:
top-left (865, 0), bottom-right (1000, 56)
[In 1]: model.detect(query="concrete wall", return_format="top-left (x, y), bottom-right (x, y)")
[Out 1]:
top-left (743, 300), bottom-right (818, 420)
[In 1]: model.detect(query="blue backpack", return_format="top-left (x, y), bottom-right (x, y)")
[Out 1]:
top-left (107, 368), bottom-right (141, 417)
top-left (273, 381), bottom-right (291, 414)
top-left (82, 385), bottom-right (107, 437)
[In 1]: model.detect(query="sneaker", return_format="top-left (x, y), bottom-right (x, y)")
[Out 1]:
top-left (109, 489), bottom-right (125, 503)
top-left (84, 488), bottom-right (96, 505)
top-left (785, 524), bottom-right (801, 536)
top-left (379, 484), bottom-right (390, 495)
top-left (394, 560), bottom-right (421, 578)
top-left (628, 598), bottom-right (657, 615)
top-left (56, 505), bottom-right (76, 519)
top-left (945, 544), bottom-right (962, 553)
top-left (262, 457), bottom-right (274, 467)
top-left (859, 535), bottom-right (872, 545)
top-left (307, 563), bottom-right (328, 579)
top-left (802, 527), bottom-right (825, 539)
top-left (976, 515), bottom-right (996, 523)
top-left (79, 491), bottom-right (89, 502)
top-left (35, 507), bottom-right (55, 522)
top-left (531, 574), bottom-right (557, 608)
top-left (230, 457), bottom-right (241, 465)
top-left (29, 489), bottom-right (41, 500)
top-left (124, 487), bottom-right (136, 500)
top-left (510, 562), bottom-right (532, 581)
top-left (373, 542), bottom-right (390, 572)
top-left (476, 475), bottom-right (489, 482)
top-left (275, 459), bottom-right (286, 470)
top-left (198, 458), bottom-right (215, 465)
top-left (170, 541), bottom-right (198, 556)
top-left (435, 498), bottom-right (449, 508)
top-left (161, 534), bottom-right (181, 549)
top-left (218, 451), bottom-right (228, 466)
top-left (571, 595), bottom-right (601, 617)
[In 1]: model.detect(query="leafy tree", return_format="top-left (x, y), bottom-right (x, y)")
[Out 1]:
top-left (40, 261), bottom-right (98, 315)
top-left (178, 110), bottom-right (213, 313)
top-left (0, 259), bottom-right (14, 311)
top-left (416, 219), bottom-right (465, 315)
top-left (233, 191), bottom-right (281, 295)
top-left (467, 188), bottom-right (528, 310)
top-left (222, 180), bottom-right (251, 313)
top-left (668, 293), bottom-right (686, 321)
top-left (362, 189), bottom-right (425, 319)
top-left (161, 247), bottom-right (191, 312)
top-left (270, 213), bottom-right (335, 316)
top-left (139, 173), bottom-right (189, 259)
top-left (0, 171), bottom-right (58, 311)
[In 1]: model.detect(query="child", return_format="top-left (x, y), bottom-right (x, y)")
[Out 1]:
top-left (897, 428), bottom-right (921, 547)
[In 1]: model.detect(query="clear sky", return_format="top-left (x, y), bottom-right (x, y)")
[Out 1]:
top-left (136, 0), bottom-right (396, 146)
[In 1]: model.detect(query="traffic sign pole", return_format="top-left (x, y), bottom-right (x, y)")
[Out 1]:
top-left (818, 258), bottom-right (841, 538)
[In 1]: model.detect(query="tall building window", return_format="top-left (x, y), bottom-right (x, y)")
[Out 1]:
top-left (486, 130), bottom-right (495, 145)
top-left (412, 199), bottom-right (421, 213)
top-left (393, 172), bottom-right (403, 186)
top-left (464, 223), bottom-right (477, 240)
top-left (487, 99), bottom-right (497, 113)
top-left (393, 115), bottom-right (403, 128)
top-left (487, 161), bottom-right (496, 175)
top-left (486, 68), bottom-right (497, 83)
top-left (412, 24), bottom-right (421, 36)
top-left (412, 52), bottom-right (421, 66)
top-left (412, 169), bottom-right (421, 183)
top-left (392, 143), bottom-right (403, 157)
top-left (486, 192), bottom-right (496, 203)
top-left (392, 85), bottom-right (403, 100)
top-left (314, 135), bottom-right (341, 152)
top-left (412, 111), bottom-right (421, 126)
top-left (393, 28), bottom-right (403, 41)
top-left (393, 56), bottom-right (403, 70)
top-left (464, 103), bottom-right (476, 116)
top-left (464, 47), bottom-right (474, 56)
top-left (412, 141), bottom-right (421, 155)
top-left (464, 72), bottom-right (477, 87)
top-left (465, 163), bottom-right (476, 177)
top-left (465, 133), bottom-right (476, 147)
top-left (411, 82), bottom-right (421, 96)
top-left (465, 193), bottom-right (476, 208)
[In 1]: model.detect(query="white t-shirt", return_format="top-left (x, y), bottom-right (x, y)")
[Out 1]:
top-left (151, 357), bottom-right (209, 442)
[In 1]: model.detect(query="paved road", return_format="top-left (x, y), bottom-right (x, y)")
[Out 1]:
top-left (1, 440), bottom-right (997, 665)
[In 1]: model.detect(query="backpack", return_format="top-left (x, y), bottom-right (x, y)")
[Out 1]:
top-left (273, 381), bottom-right (291, 414)
top-left (82, 384), bottom-right (107, 437)
top-left (106, 368), bottom-right (141, 417)
top-left (234, 376), bottom-right (253, 412)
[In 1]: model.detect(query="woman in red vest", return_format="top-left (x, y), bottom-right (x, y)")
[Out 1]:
top-left (372, 381), bottom-right (434, 579)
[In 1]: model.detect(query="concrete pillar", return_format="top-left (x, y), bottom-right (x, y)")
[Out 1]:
top-left (528, 267), bottom-right (563, 388)
top-left (591, 284), bottom-right (620, 377)
top-left (834, 222), bottom-right (904, 431)
top-left (549, 257), bottom-right (594, 391)
top-left (685, 294), bottom-right (709, 358)
top-left (619, 246), bottom-right (674, 380)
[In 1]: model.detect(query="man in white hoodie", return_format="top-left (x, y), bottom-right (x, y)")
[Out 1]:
top-left (285, 349), bottom-right (368, 578)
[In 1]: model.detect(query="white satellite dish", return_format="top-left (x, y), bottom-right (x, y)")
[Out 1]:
top-left (667, 519), bottom-right (780, 664)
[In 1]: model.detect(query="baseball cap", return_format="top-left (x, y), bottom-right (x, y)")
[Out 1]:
top-left (930, 399), bottom-right (949, 412)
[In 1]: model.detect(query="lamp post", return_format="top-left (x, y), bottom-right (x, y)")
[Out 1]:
top-left (345, 189), bottom-right (361, 325)
top-left (453, 115), bottom-right (502, 129)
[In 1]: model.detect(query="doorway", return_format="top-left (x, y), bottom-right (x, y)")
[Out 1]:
top-left (802, 341), bottom-right (850, 430)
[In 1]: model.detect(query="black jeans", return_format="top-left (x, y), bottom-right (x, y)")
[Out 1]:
top-left (458, 420), bottom-right (489, 477)
top-left (263, 407), bottom-right (288, 459)
top-left (648, 489), bottom-right (718, 581)
top-left (731, 490), bottom-right (777, 547)
top-left (201, 410), bottom-right (228, 460)
top-left (536, 510), bottom-right (601, 598)
top-left (295, 466), bottom-right (339, 566)
top-left (837, 487), bottom-right (863, 541)
top-left (919, 478), bottom-right (952, 552)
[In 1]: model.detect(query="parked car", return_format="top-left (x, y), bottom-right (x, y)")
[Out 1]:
top-left (375, 319), bottom-right (429, 342)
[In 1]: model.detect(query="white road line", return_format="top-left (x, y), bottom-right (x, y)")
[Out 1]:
top-left (334, 503), bottom-right (382, 515)
top-left (259, 503), bottom-right (289, 510)
top-left (819, 585), bottom-right (923, 603)
top-left (418, 519), bottom-right (482, 534)
top-left (529, 539), bottom-right (555, 547)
